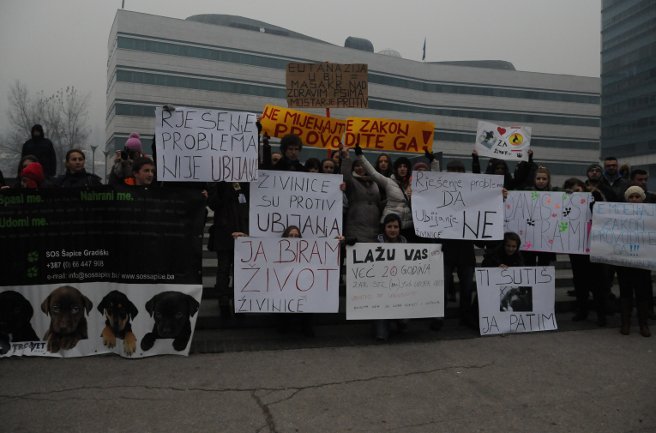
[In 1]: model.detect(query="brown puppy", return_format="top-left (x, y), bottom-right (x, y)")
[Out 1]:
top-left (97, 290), bottom-right (138, 356)
top-left (41, 286), bottom-right (93, 352)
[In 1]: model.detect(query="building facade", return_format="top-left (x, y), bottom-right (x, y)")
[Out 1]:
top-left (601, 0), bottom-right (656, 187)
top-left (107, 10), bottom-right (600, 183)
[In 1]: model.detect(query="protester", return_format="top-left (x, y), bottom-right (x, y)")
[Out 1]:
top-left (19, 162), bottom-right (46, 189)
top-left (601, 156), bottom-right (629, 202)
top-left (522, 165), bottom-right (557, 267)
top-left (272, 134), bottom-right (306, 172)
top-left (304, 158), bottom-right (321, 173)
top-left (481, 232), bottom-right (524, 268)
top-left (21, 124), bottom-right (57, 178)
top-left (617, 186), bottom-right (651, 337)
top-left (374, 154), bottom-right (393, 178)
top-left (131, 157), bottom-right (155, 187)
top-left (208, 181), bottom-right (249, 318)
top-left (584, 163), bottom-right (614, 201)
top-left (629, 169), bottom-right (656, 203)
top-left (563, 177), bottom-right (610, 326)
top-left (271, 151), bottom-right (282, 166)
top-left (0, 169), bottom-right (5, 189)
top-left (11, 155), bottom-right (39, 188)
top-left (341, 152), bottom-right (382, 243)
top-left (374, 213), bottom-right (408, 341)
top-left (321, 158), bottom-right (337, 174)
top-left (356, 145), bottom-right (413, 240)
top-left (108, 132), bottom-right (144, 186)
top-left (53, 149), bottom-right (102, 188)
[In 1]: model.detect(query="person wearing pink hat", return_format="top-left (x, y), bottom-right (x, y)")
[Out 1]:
top-left (20, 162), bottom-right (46, 189)
top-left (108, 132), bottom-right (145, 186)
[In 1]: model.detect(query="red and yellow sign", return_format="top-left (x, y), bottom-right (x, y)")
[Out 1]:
top-left (260, 105), bottom-right (346, 149)
top-left (344, 118), bottom-right (434, 153)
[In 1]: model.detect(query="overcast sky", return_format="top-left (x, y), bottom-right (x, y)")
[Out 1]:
top-left (0, 0), bottom-right (601, 146)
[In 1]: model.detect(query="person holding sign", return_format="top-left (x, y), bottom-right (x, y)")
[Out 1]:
top-left (355, 144), bottom-right (414, 241)
top-left (340, 151), bottom-right (382, 243)
top-left (481, 232), bottom-right (524, 268)
top-left (521, 165), bottom-right (557, 267)
top-left (617, 186), bottom-right (652, 337)
top-left (273, 134), bottom-right (306, 172)
top-left (374, 213), bottom-right (408, 341)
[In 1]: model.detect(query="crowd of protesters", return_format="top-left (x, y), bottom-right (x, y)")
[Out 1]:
top-left (1, 123), bottom-right (654, 340)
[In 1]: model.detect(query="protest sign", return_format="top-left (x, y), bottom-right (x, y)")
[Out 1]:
top-left (475, 267), bottom-right (557, 336)
top-left (346, 243), bottom-right (444, 320)
top-left (343, 117), bottom-right (434, 153)
top-left (0, 188), bottom-right (205, 358)
top-left (411, 171), bottom-right (504, 240)
top-left (590, 202), bottom-right (656, 270)
top-left (260, 105), bottom-right (346, 149)
top-left (154, 106), bottom-right (258, 182)
top-left (475, 121), bottom-right (532, 161)
top-left (249, 170), bottom-right (343, 238)
top-left (233, 237), bottom-right (340, 313)
top-left (505, 191), bottom-right (593, 254)
top-left (286, 62), bottom-right (367, 108)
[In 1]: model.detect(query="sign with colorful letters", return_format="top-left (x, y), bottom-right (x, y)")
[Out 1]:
top-left (260, 105), bottom-right (346, 150)
top-left (343, 117), bottom-right (435, 154)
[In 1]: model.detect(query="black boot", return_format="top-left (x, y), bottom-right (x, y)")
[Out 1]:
top-left (620, 299), bottom-right (632, 335)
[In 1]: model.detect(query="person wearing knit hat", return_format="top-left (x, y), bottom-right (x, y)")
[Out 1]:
top-left (616, 184), bottom-right (652, 337)
top-left (624, 185), bottom-right (646, 202)
top-left (20, 162), bottom-right (45, 189)
top-left (125, 132), bottom-right (143, 153)
top-left (412, 161), bottom-right (429, 172)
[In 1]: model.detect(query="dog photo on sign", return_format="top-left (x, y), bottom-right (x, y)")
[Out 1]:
top-left (499, 286), bottom-right (533, 312)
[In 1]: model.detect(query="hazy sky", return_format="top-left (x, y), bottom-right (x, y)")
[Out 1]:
top-left (0, 0), bottom-right (601, 145)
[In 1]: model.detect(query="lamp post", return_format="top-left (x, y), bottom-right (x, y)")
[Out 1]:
top-left (90, 144), bottom-right (98, 175)
top-left (102, 150), bottom-right (110, 182)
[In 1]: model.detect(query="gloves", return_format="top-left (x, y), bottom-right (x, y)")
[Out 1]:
top-left (424, 148), bottom-right (434, 162)
top-left (354, 144), bottom-right (363, 156)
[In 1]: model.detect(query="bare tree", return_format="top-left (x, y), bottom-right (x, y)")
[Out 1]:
top-left (3, 80), bottom-right (91, 174)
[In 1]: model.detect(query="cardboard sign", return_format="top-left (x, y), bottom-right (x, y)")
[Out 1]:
top-left (233, 237), bottom-right (341, 313)
top-left (343, 117), bottom-right (435, 153)
top-left (346, 243), bottom-right (444, 320)
top-left (154, 106), bottom-right (258, 182)
top-left (286, 62), bottom-right (367, 108)
top-left (475, 267), bottom-right (557, 336)
top-left (411, 171), bottom-right (504, 240)
top-left (475, 121), bottom-right (532, 161)
top-left (590, 202), bottom-right (656, 270)
top-left (260, 105), bottom-right (346, 149)
top-left (504, 191), bottom-right (593, 254)
top-left (249, 170), bottom-right (343, 238)
top-left (0, 188), bottom-right (205, 358)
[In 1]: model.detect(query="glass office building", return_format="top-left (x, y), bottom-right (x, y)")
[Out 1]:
top-left (107, 10), bottom-right (601, 182)
top-left (601, 0), bottom-right (656, 186)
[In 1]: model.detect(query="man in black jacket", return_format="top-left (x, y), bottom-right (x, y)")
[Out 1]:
top-left (21, 124), bottom-right (57, 178)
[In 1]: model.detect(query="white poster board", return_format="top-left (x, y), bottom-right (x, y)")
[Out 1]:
top-left (475, 267), bottom-right (557, 336)
top-left (412, 171), bottom-right (504, 240)
top-left (475, 120), bottom-right (532, 162)
top-left (249, 170), bottom-right (343, 237)
top-left (233, 237), bottom-right (341, 313)
top-left (505, 191), bottom-right (593, 254)
top-left (590, 202), bottom-right (656, 270)
top-left (346, 243), bottom-right (444, 320)
top-left (154, 106), bottom-right (259, 182)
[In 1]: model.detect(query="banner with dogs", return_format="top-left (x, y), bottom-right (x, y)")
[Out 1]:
top-left (475, 266), bottom-right (557, 336)
top-left (0, 188), bottom-right (205, 358)
top-left (345, 243), bottom-right (444, 320)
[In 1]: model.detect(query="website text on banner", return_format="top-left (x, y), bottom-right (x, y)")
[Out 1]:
top-left (249, 170), bottom-right (343, 238)
top-left (344, 117), bottom-right (435, 154)
top-left (346, 243), bottom-right (444, 320)
top-left (0, 188), bottom-right (205, 358)
top-left (286, 62), bottom-right (368, 108)
top-left (475, 266), bottom-right (557, 336)
top-left (504, 191), bottom-right (593, 254)
top-left (154, 106), bottom-right (259, 182)
top-left (590, 202), bottom-right (656, 271)
top-left (411, 171), bottom-right (505, 240)
top-left (475, 121), bottom-right (532, 162)
top-left (233, 237), bottom-right (341, 313)
top-left (260, 105), bottom-right (346, 150)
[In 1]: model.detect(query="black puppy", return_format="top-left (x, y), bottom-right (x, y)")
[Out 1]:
top-left (41, 285), bottom-right (93, 353)
top-left (0, 291), bottom-right (39, 354)
top-left (141, 291), bottom-right (200, 352)
top-left (97, 290), bottom-right (139, 356)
